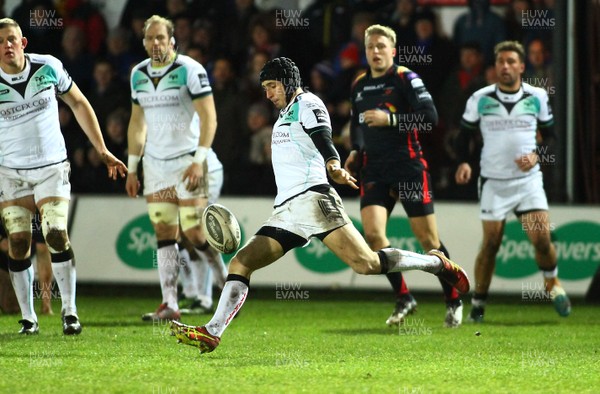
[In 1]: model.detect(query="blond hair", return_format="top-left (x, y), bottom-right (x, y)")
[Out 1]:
top-left (143, 15), bottom-right (174, 38)
top-left (0, 18), bottom-right (23, 37)
top-left (365, 24), bottom-right (396, 47)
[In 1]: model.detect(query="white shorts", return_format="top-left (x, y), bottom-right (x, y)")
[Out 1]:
top-left (207, 168), bottom-right (223, 204)
top-left (479, 171), bottom-right (548, 221)
top-left (261, 186), bottom-right (351, 242)
top-left (0, 161), bottom-right (71, 203)
top-left (143, 154), bottom-right (208, 200)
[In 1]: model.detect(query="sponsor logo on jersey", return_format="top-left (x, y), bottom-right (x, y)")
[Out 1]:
top-left (11, 75), bottom-right (25, 82)
top-left (198, 73), bottom-right (209, 88)
top-left (312, 108), bottom-right (327, 123)
top-left (135, 78), bottom-right (149, 86)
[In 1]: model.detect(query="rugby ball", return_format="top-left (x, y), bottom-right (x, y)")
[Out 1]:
top-left (202, 204), bottom-right (241, 254)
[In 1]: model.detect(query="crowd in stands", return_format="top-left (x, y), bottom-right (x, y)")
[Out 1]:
top-left (2, 0), bottom-right (556, 199)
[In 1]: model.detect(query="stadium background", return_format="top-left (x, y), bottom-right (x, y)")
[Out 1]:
top-left (1, 0), bottom-right (598, 297)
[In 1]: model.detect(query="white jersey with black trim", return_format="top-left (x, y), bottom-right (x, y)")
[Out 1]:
top-left (0, 54), bottom-right (72, 169)
top-left (130, 54), bottom-right (212, 160)
top-left (271, 92), bottom-right (331, 206)
top-left (462, 82), bottom-right (553, 179)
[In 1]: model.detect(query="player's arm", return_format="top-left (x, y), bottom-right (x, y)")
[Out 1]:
top-left (193, 94), bottom-right (217, 159)
top-left (180, 94), bottom-right (217, 192)
top-left (310, 127), bottom-right (358, 190)
top-left (125, 102), bottom-right (146, 197)
top-left (402, 72), bottom-right (438, 126)
top-left (454, 93), bottom-right (480, 184)
top-left (60, 82), bottom-right (127, 180)
top-left (345, 86), bottom-right (364, 177)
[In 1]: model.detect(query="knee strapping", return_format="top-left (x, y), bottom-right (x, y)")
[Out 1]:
top-left (147, 202), bottom-right (179, 226)
top-left (1, 205), bottom-right (32, 234)
top-left (40, 200), bottom-right (70, 253)
top-left (179, 206), bottom-right (202, 232)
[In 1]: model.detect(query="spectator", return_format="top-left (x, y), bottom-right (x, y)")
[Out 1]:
top-left (409, 8), bottom-right (456, 104)
top-left (62, 0), bottom-right (107, 56)
top-left (240, 50), bottom-right (271, 104)
top-left (105, 108), bottom-right (129, 164)
top-left (247, 14), bottom-right (280, 66)
top-left (219, 0), bottom-right (259, 70)
top-left (504, 0), bottom-right (535, 44)
top-left (106, 27), bottom-right (141, 83)
top-left (334, 12), bottom-right (374, 73)
top-left (523, 38), bottom-right (553, 92)
top-left (87, 59), bottom-right (130, 131)
top-left (172, 13), bottom-right (193, 54)
top-left (238, 103), bottom-right (276, 195)
top-left (58, 25), bottom-right (94, 91)
top-left (379, 0), bottom-right (418, 48)
top-left (440, 42), bottom-right (486, 200)
top-left (12, 0), bottom-right (61, 55)
top-left (210, 57), bottom-right (248, 193)
top-left (453, 0), bottom-right (506, 65)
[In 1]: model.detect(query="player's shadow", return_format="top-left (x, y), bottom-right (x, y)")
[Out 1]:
top-left (322, 328), bottom-right (398, 336)
top-left (83, 320), bottom-right (159, 327)
top-left (478, 320), bottom-right (563, 327)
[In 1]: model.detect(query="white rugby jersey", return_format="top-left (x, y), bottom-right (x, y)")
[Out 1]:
top-left (130, 55), bottom-right (212, 160)
top-left (271, 92), bottom-right (331, 206)
top-left (462, 82), bottom-right (553, 179)
top-left (0, 54), bottom-right (71, 169)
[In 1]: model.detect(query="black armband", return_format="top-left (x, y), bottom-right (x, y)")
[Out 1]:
top-left (455, 119), bottom-right (478, 163)
top-left (308, 126), bottom-right (341, 164)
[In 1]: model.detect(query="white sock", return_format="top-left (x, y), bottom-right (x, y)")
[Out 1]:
top-left (51, 257), bottom-right (77, 316)
top-left (156, 242), bottom-right (179, 311)
top-left (193, 254), bottom-right (213, 308)
top-left (9, 261), bottom-right (37, 323)
top-left (542, 266), bottom-right (558, 280)
top-left (178, 248), bottom-right (194, 299)
top-left (206, 279), bottom-right (248, 337)
top-left (195, 244), bottom-right (227, 288)
top-left (381, 248), bottom-right (442, 274)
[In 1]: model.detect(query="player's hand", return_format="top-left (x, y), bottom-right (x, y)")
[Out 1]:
top-left (455, 162), bottom-right (472, 184)
top-left (125, 173), bottom-right (140, 198)
top-left (344, 150), bottom-right (362, 178)
top-left (99, 150), bottom-right (128, 180)
top-left (328, 162), bottom-right (358, 189)
top-left (514, 152), bottom-right (538, 172)
top-left (363, 109), bottom-right (390, 127)
top-left (182, 162), bottom-right (204, 192)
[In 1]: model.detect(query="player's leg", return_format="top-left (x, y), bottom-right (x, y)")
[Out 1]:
top-left (172, 230), bottom-right (292, 353)
top-left (35, 242), bottom-right (53, 315)
top-left (520, 209), bottom-right (570, 316)
top-left (178, 234), bottom-right (213, 314)
top-left (0, 196), bottom-right (38, 334)
top-left (31, 211), bottom-right (53, 315)
top-left (179, 198), bottom-right (228, 288)
top-left (468, 220), bottom-right (505, 322)
top-left (143, 189), bottom-right (181, 321)
top-left (408, 214), bottom-right (462, 327)
top-left (322, 222), bottom-right (470, 294)
top-left (361, 194), bottom-right (416, 326)
top-left (37, 196), bottom-right (82, 334)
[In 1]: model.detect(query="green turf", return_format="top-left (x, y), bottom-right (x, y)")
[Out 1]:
top-left (0, 290), bottom-right (598, 394)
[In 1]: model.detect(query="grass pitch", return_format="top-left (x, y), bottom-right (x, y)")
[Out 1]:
top-left (0, 287), bottom-right (598, 394)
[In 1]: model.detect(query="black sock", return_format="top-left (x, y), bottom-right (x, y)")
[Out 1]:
top-left (437, 242), bottom-right (459, 302)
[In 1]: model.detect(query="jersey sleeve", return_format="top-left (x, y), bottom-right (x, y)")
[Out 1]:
top-left (48, 56), bottom-right (72, 94)
top-left (397, 68), bottom-right (438, 125)
top-left (461, 93), bottom-right (480, 126)
top-left (299, 96), bottom-right (332, 133)
top-left (536, 88), bottom-right (554, 125)
top-left (186, 59), bottom-right (212, 100)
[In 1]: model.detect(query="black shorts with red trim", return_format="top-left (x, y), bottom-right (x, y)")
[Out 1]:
top-left (360, 168), bottom-right (435, 217)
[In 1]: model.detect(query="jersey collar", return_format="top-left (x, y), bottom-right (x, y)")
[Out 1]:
top-left (0, 54), bottom-right (31, 84)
